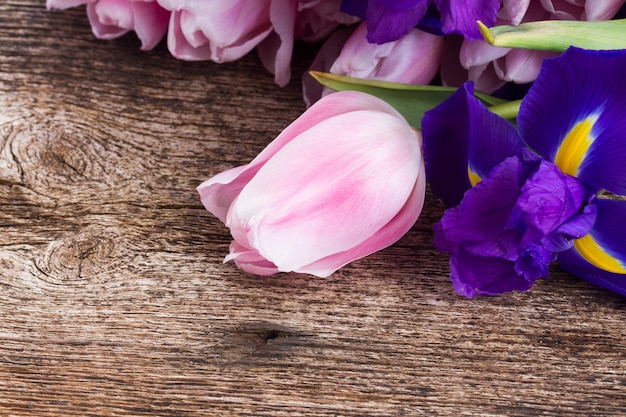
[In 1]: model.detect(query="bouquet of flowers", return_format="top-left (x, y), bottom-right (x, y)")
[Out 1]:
top-left (49, 0), bottom-right (626, 298)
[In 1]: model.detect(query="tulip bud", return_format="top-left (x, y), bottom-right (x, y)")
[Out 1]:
top-left (198, 91), bottom-right (426, 277)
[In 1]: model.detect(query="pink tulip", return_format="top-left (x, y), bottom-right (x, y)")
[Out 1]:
top-left (157, 0), bottom-right (273, 62)
top-left (198, 91), bottom-right (425, 277)
top-left (303, 21), bottom-right (443, 106)
top-left (47, 0), bottom-right (170, 51)
top-left (443, 0), bottom-right (626, 93)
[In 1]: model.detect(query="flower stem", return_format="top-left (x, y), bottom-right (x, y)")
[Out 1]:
top-left (489, 99), bottom-right (522, 120)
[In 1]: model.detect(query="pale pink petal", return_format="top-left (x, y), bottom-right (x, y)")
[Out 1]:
top-left (329, 23), bottom-right (443, 85)
top-left (584, 0), bottom-right (625, 20)
top-left (374, 28), bottom-right (443, 83)
top-left (498, 0), bottom-right (532, 24)
top-left (166, 10), bottom-right (212, 60)
top-left (161, 0), bottom-right (272, 62)
top-left (469, 62), bottom-right (506, 94)
top-left (460, 39), bottom-right (510, 68)
top-left (498, 48), bottom-right (557, 83)
top-left (296, 162), bottom-right (426, 277)
top-left (198, 165), bottom-right (249, 223)
top-left (225, 241), bottom-right (279, 275)
top-left (257, 0), bottom-right (297, 86)
top-left (87, 1), bottom-right (130, 40)
top-left (540, 0), bottom-right (583, 19)
top-left (129, 1), bottom-right (170, 50)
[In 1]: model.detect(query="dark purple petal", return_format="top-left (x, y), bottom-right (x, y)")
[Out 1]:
top-left (364, 0), bottom-right (429, 44)
top-left (340, 0), bottom-right (367, 19)
top-left (422, 82), bottom-right (524, 206)
top-left (584, 198), bottom-right (626, 266)
top-left (450, 248), bottom-right (535, 298)
top-left (509, 159), bottom-right (596, 247)
top-left (435, 0), bottom-right (498, 40)
top-left (518, 47), bottom-right (626, 195)
top-left (558, 249), bottom-right (626, 296)
top-left (433, 155), bottom-right (538, 260)
top-left (514, 242), bottom-right (554, 282)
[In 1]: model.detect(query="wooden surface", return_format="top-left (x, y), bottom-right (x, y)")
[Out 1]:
top-left (1, 2), bottom-right (625, 416)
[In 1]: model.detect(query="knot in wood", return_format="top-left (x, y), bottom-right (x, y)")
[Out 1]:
top-left (37, 227), bottom-right (127, 285)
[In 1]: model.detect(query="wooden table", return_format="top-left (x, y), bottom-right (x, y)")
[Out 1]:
top-left (1, 2), bottom-right (625, 416)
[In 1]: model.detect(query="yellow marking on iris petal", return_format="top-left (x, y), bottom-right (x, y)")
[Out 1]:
top-left (467, 166), bottom-right (481, 187)
top-left (554, 116), bottom-right (598, 176)
top-left (574, 234), bottom-right (626, 274)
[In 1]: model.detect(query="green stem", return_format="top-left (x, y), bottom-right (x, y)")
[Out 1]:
top-left (488, 99), bottom-right (522, 120)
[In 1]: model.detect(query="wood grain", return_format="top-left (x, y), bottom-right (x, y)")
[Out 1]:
top-left (1, 1), bottom-right (625, 416)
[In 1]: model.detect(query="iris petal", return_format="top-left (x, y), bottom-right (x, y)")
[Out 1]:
top-left (558, 198), bottom-right (626, 295)
top-left (434, 155), bottom-right (538, 262)
top-left (365, 0), bottom-right (429, 44)
top-left (576, 198), bottom-right (626, 272)
top-left (518, 47), bottom-right (626, 194)
top-left (450, 248), bottom-right (535, 298)
top-left (436, 0), bottom-right (499, 40)
top-left (422, 82), bottom-right (524, 206)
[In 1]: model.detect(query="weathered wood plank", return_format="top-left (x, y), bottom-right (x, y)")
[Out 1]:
top-left (0, 1), bottom-right (625, 416)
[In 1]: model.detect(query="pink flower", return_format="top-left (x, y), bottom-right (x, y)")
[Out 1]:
top-left (303, 21), bottom-right (443, 106)
top-left (442, 0), bottom-right (626, 93)
top-left (47, 0), bottom-right (170, 51)
top-left (157, 0), bottom-right (273, 63)
top-left (198, 91), bottom-right (425, 277)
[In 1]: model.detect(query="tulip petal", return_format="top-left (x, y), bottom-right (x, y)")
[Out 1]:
top-left (130, 1), bottom-right (170, 51)
top-left (228, 110), bottom-right (421, 274)
top-left (257, 0), bottom-right (297, 87)
top-left (225, 241), bottom-right (280, 276)
top-left (296, 162), bottom-right (426, 277)
top-left (518, 47), bottom-right (626, 195)
top-left (197, 165), bottom-right (249, 223)
top-left (422, 82), bottom-right (524, 206)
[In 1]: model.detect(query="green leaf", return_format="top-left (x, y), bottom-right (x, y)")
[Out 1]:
top-left (309, 72), bottom-right (506, 128)
top-left (478, 19), bottom-right (626, 52)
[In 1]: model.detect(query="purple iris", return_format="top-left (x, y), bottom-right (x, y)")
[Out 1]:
top-left (340, 0), bottom-right (498, 44)
top-left (422, 47), bottom-right (626, 298)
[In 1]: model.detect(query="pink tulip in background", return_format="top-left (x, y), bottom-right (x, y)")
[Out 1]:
top-left (47, 0), bottom-right (170, 51)
top-left (198, 91), bottom-right (426, 277)
top-left (442, 0), bottom-right (626, 93)
top-left (303, 21), bottom-right (444, 106)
